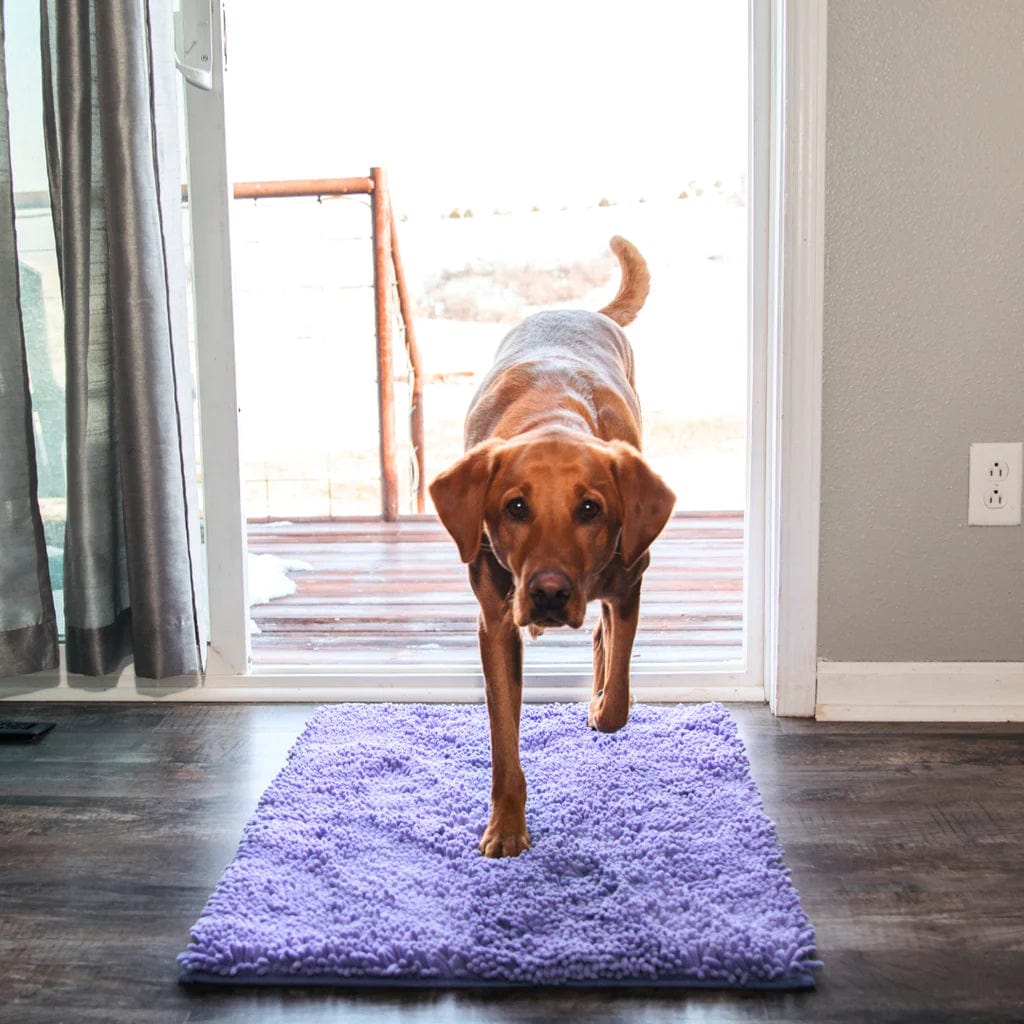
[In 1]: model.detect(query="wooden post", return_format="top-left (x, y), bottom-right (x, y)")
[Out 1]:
top-left (388, 202), bottom-right (426, 514)
top-left (371, 167), bottom-right (399, 521)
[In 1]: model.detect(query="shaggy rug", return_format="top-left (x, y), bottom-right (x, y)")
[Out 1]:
top-left (178, 702), bottom-right (820, 989)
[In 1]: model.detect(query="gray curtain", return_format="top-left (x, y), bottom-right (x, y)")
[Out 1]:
top-left (0, 12), bottom-right (60, 677)
top-left (0, 0), bottom-right (205, 680)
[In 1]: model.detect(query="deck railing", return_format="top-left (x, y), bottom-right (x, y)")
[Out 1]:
top-left (185, 170), bottom-right (426, 520)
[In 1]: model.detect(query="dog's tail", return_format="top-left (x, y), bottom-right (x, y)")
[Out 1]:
top-left (598, 235), bottom-right (650, 327)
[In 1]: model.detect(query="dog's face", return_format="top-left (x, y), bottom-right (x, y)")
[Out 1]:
top-left (483, 438), bottom-right (623, 630)
top-left (430, 434), bottom-right (676, 631)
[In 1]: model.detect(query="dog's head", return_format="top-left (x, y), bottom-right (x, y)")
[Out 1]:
top-left (429, 433), bottom-right (676, 631)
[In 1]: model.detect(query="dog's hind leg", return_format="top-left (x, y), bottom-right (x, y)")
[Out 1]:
top-left (592, 602), bottom-right (610, 701)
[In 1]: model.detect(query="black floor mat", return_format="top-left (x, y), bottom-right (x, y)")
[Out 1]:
top-left (0, 720), bottom-right (56, 743)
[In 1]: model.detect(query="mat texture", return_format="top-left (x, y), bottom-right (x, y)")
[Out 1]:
top-left (178, 702), bottom-right (820, 989)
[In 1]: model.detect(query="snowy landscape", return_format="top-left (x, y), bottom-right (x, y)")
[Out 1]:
top-left (232, 186), bottom-right (749, 519)
top-left (224, 0), bottom-right (750, 519)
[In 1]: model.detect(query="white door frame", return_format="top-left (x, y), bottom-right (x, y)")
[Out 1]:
top-left (179, 0), bottom-right (251, 678)
top-left (762, 0), bottom-right (827, 715)
top-left (0, 0), bottom-right (825, 712)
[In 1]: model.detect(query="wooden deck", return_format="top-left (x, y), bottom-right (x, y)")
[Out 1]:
top-left (247, 513), bottom-right (744, 670)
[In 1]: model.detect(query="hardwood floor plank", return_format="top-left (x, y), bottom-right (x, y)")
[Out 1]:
top-left (1, 703), bottom-right (1022, 1022)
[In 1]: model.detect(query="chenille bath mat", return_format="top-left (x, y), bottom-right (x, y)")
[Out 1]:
top-left (178, 702), bottom-right (820, 989)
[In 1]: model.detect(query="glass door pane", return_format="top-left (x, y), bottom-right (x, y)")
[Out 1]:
top-left (219, 0), bottom-right (754, 682)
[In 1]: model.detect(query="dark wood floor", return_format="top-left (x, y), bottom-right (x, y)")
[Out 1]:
top-left (1, 702), bottom-right (1023, 1023)
top-left (247, 514), bottom-right (744, 669)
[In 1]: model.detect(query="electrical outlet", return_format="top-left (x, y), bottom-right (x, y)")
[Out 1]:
top-left (968, 442), bottom-right (1023, 525)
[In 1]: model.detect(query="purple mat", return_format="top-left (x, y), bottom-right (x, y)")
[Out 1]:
top-left (178, 702), bottom-right (820, 990)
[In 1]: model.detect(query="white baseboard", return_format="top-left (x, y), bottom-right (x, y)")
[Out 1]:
top-left (816, 661), bottom-right (1024, 721)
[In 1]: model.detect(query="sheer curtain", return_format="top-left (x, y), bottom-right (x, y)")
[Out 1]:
top-left (0, 0), bottom-right (205, 681)
top-left (0, 9), bottom-right (59, 677)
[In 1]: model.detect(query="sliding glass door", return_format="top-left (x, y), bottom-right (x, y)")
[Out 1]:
top-left (180, 0), bottom-right (771, 703)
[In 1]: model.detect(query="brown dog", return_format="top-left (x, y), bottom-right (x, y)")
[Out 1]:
top-left (429, 236), bottom-right (676, 858)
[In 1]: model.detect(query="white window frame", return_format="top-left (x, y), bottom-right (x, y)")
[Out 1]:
top-left (2, 0), bottom-right (825, 713)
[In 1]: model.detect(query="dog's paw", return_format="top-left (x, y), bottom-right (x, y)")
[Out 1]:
top-left (587, 688), bottom-right (633, 733)
top-left (479, 818), bottom-right (531, 858)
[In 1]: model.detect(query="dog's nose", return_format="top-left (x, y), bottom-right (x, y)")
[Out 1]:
top-left (528, 570), bottom-right (573, 612)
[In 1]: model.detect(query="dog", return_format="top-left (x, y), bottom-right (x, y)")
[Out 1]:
top-left (429, 236), bottom-right (676, 858)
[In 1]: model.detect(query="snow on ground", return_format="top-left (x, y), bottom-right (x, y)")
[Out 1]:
top-left (247, 553), bottom-right (313, 623)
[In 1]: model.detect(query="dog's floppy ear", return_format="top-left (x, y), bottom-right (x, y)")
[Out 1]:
top-left (611, 442), bottom-right (677, 569)
top-left (429, 440), bottom-right (502, 563)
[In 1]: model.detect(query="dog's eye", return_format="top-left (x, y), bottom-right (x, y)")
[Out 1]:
top-left (578, 499), bottom-right (602, 521)
top-left (505, 497), bottom-right (530, 521)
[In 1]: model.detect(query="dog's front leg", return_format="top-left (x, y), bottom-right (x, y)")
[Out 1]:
top-left (588, 580), bottom-right (641, 733)
top-left (470, 554), bottom-right (530, 858)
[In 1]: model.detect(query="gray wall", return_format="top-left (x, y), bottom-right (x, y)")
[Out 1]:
top-left (819, 0), bottom-right (1024, 661)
